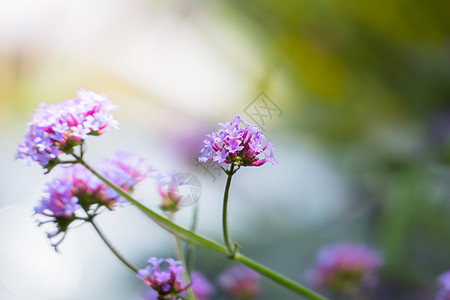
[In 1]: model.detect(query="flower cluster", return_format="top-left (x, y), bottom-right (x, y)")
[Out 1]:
top-left (435, 271), bottom-right (450, 300)
top-left (137, 257), bottom-right (191, 300)
top-left (199, 116), bottom-right (278, 167)
top-left (308, 243), bottom-right (383, 294)
top-left (218, 266), bottom-right (261, 299)
top-left (35, 152), bottom-right (148, 250)
top-left (153, 171), bottom-right (182, 213)
top-left (142, 271), bottom-right (215, 300)
top-left (16, 88), bottom-right (118, 171)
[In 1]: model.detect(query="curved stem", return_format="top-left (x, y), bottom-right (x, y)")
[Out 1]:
top-left (77, 157), bottom-right (328, 300)
top-left (222, 164), bottom-right (235, 256)
top-left (89, 218), bottom-right (139, 274)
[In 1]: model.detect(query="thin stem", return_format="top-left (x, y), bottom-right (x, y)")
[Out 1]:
top-left (89, 218), bottom-right (139, 274)
top-left (222, 164), bottom-right (235, 256)
top-left (77, 157), bottom-right (328, 300)
top-left (186, 203), bottom-right (199, 273)
top-left (235, 254), bottom-right (328, 300)
top-left (169, 213), bottom-right (197, 300)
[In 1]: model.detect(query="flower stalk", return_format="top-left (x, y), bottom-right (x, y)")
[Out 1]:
top-left (88, 217), bottom-right (139, 273)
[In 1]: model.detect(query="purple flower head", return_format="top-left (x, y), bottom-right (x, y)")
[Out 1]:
top-left (218, 265), bottom-right (261, 299)
top-left (198, 116), bottom-right (278, 167)
top-left (137, 257), bottom-right (191, 299)
top-left (35, 153), bottom-right (149, 250)
top-left (16, 88), bottom-right (119, 171)
top-left (308, 243), bottom-right (383, 295)
top-left (154, 170), bottom-right (183, 213)
top-left (435, 270), bottom-right (450, 300)
top-left (191, 271), bottom-right (215, 300)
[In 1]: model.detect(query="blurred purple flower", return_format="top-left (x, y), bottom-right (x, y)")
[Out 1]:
top-left (308, 243), bottom-right (383, 295)
top-left (435, 270), bottom-right (450, 300)
top-left (16, 88), bottom-right (118, 171)
top-left (199, 116), bottom-right (278, 167)
top-left (191, 271), bottom-right (215, 300)
top-left (137, 257), bottom-right (190, 300)
top-left (218, 265), bottom-right (261, 299)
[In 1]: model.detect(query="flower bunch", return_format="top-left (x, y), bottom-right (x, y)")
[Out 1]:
top-left (218, 265), bottom-right (261, 299)
top-left (35, 152), bottom-right (148, 250)
top-left (16, 88), bottom-right (118, 171)
top-left (199, 116), bottom-right (278, 167)
top-left (435, 271), bottom-right (450, 300)
top-left (137, 257), bottom-right (191, 300)
top-left (141, 271), bottom-right (215, 300)
top-left (308, 243), bottom-right (383, 294)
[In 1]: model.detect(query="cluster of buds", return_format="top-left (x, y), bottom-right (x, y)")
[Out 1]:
top-left (308, 243), bottom-right (383, 295)
top-left (199, 116), bottom-right (278, 167)
top-left (35, 152), bottom-right (148, 250)
top-left (16, 88), bottom-right (118, 172)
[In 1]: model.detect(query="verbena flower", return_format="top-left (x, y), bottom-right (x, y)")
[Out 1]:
top-left (154, 171), bottom-right (182, 213)
top-left (218, 265), bottom-right (261, 299)
top-left (16, 88), bottom-right (118, 171)
top-left (35, 153), bottom-right (148, 250)
top-left (308, 243), bottom-right (383, 295)
top-left (137, 257), bottom-right (191, 300)
top-left (435, 270), bottom-right (450, 300)
top-left (141, 271), bottom-right (215, 300)
top-left (198, 116), bottom-right (278, 167)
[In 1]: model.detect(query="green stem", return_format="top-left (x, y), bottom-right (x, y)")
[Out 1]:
top-left (169, 213), bottom-right (197, 300)
top-left (222, 164), bottom-right (236, 256)
top-left (77, 157), bottom-right (327, 300)
top-left (235, 253), bottom-right (327, 300)
top-left (89, 218), bottom-right (139, 274)
top-left (186, 203), bottom-right (199, 273)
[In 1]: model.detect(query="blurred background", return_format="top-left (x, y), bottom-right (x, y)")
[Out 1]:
top-left (1, 0), bottom-right (450, 299)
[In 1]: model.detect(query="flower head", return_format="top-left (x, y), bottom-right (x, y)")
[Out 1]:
top-left (17, 88), bottom-right (118, 171)
top-left (435, 270), bottom-right (450, 300)
top-left (35, 153), bottom-right (149, 250)
top-left (218, 265), bottom-right (261, 299)
top-left (308, 243), bottom-right (383, 295)
top-left (198, 116), bottom-right (278, 167)
top-left (137, 257), bottom-right (191, 300)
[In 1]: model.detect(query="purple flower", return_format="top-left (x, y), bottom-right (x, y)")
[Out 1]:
top-left (35, 153), bottom-right (149, 250)
top-left (198, 116), bottom-right (278, 167)
top-left (308, 243), bottom-right (383, 295)
top-left (137, 257), bottom-right (191, 299)
top-left (16, 88), bottom-right (119, 171)
top-left (435, 271), bottom-right (450, 300)
top-left (218, 265), bottom-right (261, 299)
top-left (153, 170), bottom-right (183, 213)
top-left (191, 271), bottom-right (215, 300)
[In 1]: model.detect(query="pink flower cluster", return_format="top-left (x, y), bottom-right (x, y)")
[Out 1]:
top-left (309, 243), bottom-right (383, 294)
top-left (199, 116), bottom-right (278, 167)
top-left (137, 257), bottom-right (191, 300)
top-left (17, 88), bottom-right (118, 170)
top-left (142, 271), bottom-right (215, 300)
top-left (35, 152), bottom-right (148, 250)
